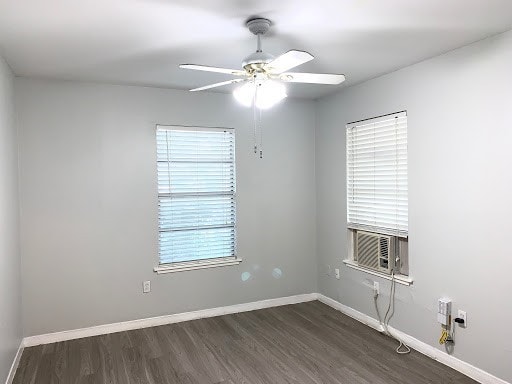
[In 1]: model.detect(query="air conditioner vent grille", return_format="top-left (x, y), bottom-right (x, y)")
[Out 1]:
top-left (379, 237), bottom-right (389, 260)
top-left (356, 232), bottom-right (379, 270)
top-left (355, 231), bottom-right (394, 274)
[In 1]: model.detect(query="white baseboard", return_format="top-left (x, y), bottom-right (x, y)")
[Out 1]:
top-left (316, 294), bottom-right (509, 384)
top-left (18, 292), bottom-right (510, 384)
top-left (5, 342), bottom-right (23, 384)
top-left (23, 293), bottom-right (317, 347)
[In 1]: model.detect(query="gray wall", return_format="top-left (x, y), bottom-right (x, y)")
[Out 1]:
top-left (15, 79), bottom-right (317, 336)
top-left (316, 30), bottom-right (512, 382)
top-left (13, 29), bottom-right (512, 382)
top-left (0, 57), bottom-right (22, 381)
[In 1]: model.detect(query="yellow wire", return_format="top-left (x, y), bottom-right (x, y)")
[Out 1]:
top-left (439, 328), bottom-right (449, 344)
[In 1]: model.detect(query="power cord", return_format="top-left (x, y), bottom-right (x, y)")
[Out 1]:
top-left (373, 271), bottom-right (411, 354)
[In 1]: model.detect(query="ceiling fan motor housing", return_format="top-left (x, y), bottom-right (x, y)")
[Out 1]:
top-left (242, 51), bottom-right (275, 72)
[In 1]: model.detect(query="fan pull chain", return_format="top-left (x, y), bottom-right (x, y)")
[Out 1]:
top-left (250, 82), bottom-right (264, 159)
top-left (253, 85), bottom-right (258, 154)
top-left (259, 107), bottom-right (263, 159)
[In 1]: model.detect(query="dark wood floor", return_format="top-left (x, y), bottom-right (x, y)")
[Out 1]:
top-left (14, 301), bottom-right (477, 384)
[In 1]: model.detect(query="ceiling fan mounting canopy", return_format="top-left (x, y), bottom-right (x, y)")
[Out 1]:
top-left (179, 16), bottom-right (346, 95)
top-left (246, 18), bottom-right (271, 36)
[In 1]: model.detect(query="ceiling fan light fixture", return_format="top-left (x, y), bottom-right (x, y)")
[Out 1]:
top-left (233, 80), bottom-right (287, 109)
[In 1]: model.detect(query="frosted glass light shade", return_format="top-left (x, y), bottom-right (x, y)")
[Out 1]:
top-left (233, 80), bottom-right (287, 109)
top-left (232, 82), bottom-right (254, 107)
top-left (256, 81), bottom-right (287, 109)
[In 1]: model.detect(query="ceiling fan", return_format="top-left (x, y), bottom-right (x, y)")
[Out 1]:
top-left (179, 18), bottom-right (345, 108)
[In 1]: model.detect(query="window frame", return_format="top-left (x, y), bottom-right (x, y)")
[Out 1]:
top-left (153, 124), bottom-right (241, 274)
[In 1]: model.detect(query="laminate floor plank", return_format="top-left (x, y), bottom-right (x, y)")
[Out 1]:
top-left (13, 301), bottom-right (479, 384)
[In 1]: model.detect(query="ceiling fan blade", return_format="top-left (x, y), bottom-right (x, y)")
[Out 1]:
top-left (179, 64), bottom-right (245, 76)
top-left (190, 79), bottom-right (245, 92)
top-left (265, 50), bottom-right (314, 74)
top-left (279, 72), bottom-right (346, 85)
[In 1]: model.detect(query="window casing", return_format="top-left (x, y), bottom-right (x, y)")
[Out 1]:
top-left (346, 112), bottom-right (408, 276)
top-left (155, 126), bottom-right (237, 270)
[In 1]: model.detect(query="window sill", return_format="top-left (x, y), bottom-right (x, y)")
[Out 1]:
top-left (154, 257), bottom-right (242, 274)
top-left (342, 259), bottom-right (413, 286)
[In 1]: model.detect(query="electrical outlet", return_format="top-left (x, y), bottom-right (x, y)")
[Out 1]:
top-left (327, 265), bottom-right (331, 276)
top-left (143, 280), bottom-right (151, 293)
top-left (373, 281), bottom-right (380, 295)
top-left (457, 310), bottom-right (467, 328)
top-left (334, 268), bottom-right (340, 279)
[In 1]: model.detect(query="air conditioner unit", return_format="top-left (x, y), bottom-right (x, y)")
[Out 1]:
top-left (355, 231), bottom-right (395, 274)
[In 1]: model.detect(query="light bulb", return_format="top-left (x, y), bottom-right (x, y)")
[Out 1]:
top-left (233, 81), bottom-right (255, 107)
top-left (233, 80), bottom-right (287, 109)
top-left (255, 80), bottom-right (287, 109)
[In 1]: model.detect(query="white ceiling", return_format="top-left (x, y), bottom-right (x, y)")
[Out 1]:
top-left (0, 0), bottom-right (511, 99)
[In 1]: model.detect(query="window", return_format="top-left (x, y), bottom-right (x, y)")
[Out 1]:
top-left (345, 112), bottom-right (409, 280)
top-left (154, 125), bottom-right (240, 273)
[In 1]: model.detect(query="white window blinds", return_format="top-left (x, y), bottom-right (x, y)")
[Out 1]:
top-left (346, 112), bottom-right (408, 237)
top-left (156, 126), bottom-right (236, 264)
